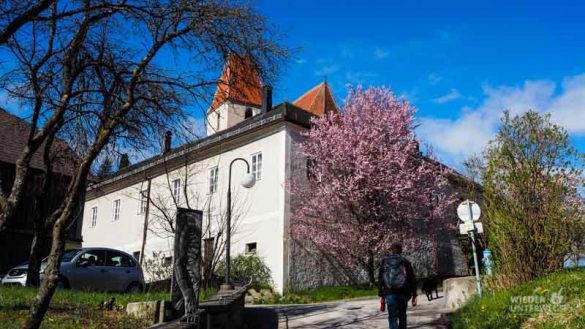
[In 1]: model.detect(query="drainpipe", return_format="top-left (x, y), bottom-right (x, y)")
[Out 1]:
top-left (139, 178), bottom-right (152, 266)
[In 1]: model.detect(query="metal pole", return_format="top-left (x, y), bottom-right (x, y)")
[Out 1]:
top-left (470, 231), bottom-right (482, 296)
top-left (223, 158), bottom-right (250, 290)
top-left (139, 178), bottom-right (152, 267)
top-left (225, 186), bottom-right (232, 289)
top-left (467, 200), bottom-right (482, 296)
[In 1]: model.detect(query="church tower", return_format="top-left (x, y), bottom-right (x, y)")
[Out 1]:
top-left (206, 54), bottom-right (263, 136)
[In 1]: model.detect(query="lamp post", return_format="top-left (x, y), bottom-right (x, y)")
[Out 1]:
top-left (222, 158), bottom-right (255, 291)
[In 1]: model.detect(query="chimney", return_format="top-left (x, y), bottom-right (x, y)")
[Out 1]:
top-left (163, 131), bottom-right (172, 154)
top-left (262, 85), bottom-right (272, 114)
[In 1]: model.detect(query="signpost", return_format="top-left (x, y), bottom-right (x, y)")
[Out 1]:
top-left (457, 200), bottom-right (483, 296)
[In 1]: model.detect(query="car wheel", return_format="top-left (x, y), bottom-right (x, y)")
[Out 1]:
top-left (126, 283), bottom-right (142, 294)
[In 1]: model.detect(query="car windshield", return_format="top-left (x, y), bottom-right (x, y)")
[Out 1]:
top-left (62, 249), bottom-right (81, 262)
top-left (41, 249), bottom-right (81, 263)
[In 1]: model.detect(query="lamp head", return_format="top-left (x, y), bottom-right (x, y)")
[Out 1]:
top-left (240, 173), bottom-right (256, 188)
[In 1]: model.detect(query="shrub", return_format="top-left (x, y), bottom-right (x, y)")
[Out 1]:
top-left (252, 285), bottom-right (378, 304)
top-left (142, 251), bottom-right (173, 282)
top-left (215, 254), bottom-right (272, 290)
top-left (482, 111), bottom-right (585, 288)
top-left (451, 268), bottom-right (585, 329)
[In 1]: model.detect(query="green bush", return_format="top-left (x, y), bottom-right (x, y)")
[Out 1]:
top-left (451, 268), bottom-right (585, 329)
top-left (215, 254), bottom-right (272, 290)
top-left (253, 285), bottom-right (378, 304)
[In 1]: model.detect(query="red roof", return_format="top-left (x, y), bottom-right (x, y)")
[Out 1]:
top-left (293, 82), bottom-right (339, 116)
top-left (208, 54), bottom-right (262, 113)
top-left (0, 108), bottom-right (78, 175)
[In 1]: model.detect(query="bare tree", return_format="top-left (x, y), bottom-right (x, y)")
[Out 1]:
top-left (0, 1), bottom-right (286, 327)
top-left (25, 125), bottom-right (78, 287)
top-left (0, 0), bottom-right (55, 45)
top-left (0, 0), bottom-right (128, 232)
top-left (135, 156), bottom-right (250, 288)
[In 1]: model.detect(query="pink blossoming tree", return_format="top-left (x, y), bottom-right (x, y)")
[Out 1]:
top-left (291, 86), bottom-right (455, 285)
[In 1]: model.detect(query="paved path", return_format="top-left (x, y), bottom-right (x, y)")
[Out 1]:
top-left (245, 293), bottom-right (449, 329)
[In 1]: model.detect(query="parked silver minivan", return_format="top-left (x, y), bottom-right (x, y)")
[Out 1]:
top-left (1, 248), bottom-right (144, 293)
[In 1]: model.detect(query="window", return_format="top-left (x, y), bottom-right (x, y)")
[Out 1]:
top-left (208, 166), bottom-right (218, 194)
top-left (245, 242), bottom-right (257, 254)
top-left (163, 256), bottom-right (173, 267)
top-left (251, 152), bottom-right (262, 181)
top-left (172, 179), bottom-right (181, 203)
top-left (90, 206), bottom-right (98, 227)
top-left (139, 190), bottom-right (148, 214)
top-left (112, 199), bottom-right (121, 221)
top-left (77, 250), bottom-right (106, 267)
top-left (62, 249), bottom-right (81, 262)
top-left (216, 112), bottom-right (220, 131)
top-left (245, 107), bottom-right (253, 119)
top-left (106, 251), bottom-right (135, 267)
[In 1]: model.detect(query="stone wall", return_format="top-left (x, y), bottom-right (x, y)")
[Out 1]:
top-left (287, 239), bottom-right (369, 290)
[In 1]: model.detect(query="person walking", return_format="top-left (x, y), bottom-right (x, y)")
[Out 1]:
top-left (378, 242), bottom-right (418, 329)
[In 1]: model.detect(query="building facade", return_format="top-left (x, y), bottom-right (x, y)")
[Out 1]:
top-left (82, 55), bottom-right (467, 293)
top-left (0, 109), bottom-right (83, 274)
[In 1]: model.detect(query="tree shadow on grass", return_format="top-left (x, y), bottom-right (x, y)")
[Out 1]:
top-left (245, 307), bottom-right (279, 329)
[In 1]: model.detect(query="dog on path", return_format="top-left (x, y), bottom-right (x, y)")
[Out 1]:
top-left (421, 277), bottom-right (439, 301)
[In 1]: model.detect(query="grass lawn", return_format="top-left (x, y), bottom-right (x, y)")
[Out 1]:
top-left (0, 286), bottom-right (216, 329)
top-left (451, 268), bottom-right (585, 329)
top-left (254, 285), bottom-right (378, 304)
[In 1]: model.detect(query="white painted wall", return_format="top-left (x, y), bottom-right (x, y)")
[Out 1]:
top-left (206, 101), bottom-right (262, 136)
top-left (82, 126), bottom-right (289, 292)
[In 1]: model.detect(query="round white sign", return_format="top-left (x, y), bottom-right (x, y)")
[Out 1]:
top-left (457, 200), bottom-right (481, 222)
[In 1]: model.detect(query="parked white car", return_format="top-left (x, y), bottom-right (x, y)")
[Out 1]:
top-left (1, 248), bottom-right (144, 293)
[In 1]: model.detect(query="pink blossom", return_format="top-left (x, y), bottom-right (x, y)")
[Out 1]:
top-left (290, 86), bottom-right (456, 273)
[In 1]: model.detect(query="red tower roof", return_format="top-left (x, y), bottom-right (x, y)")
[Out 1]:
top-left (208, 54), bottom-right (262, 113)
top-left (293, 82), bottom-right (339, 116)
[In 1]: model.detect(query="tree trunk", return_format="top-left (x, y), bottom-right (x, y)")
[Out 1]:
top-left (367, 251), bottom-right (376, 287)
top-left (25, 228), bottom-right (46, 287)
top-left (26, 130), bottom-right (57, 287)
top-left (23, 171), bottom-right (88, 328)
top-left (23, 217), bottom-right (68, 329)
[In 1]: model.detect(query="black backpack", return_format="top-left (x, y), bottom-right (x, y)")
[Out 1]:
top-left (382, 255), bottom-right (407, 291)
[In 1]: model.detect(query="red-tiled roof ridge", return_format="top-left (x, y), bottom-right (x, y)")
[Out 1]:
top-left (208, 54), bottom-right (263, 113)
top-left (293, 81), bottom-right (339, 116)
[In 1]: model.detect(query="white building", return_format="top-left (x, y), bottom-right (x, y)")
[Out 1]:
top-left (82, 54), bottom-right (341, 293)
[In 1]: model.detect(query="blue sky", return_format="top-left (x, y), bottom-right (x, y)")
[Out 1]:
top-left (257, 0), bottom-right (585, 168)
top-left (3, 1), bottom-right (585, 169)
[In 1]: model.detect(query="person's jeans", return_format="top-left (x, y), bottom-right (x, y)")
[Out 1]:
top-left (385, 294), bottom-right (409, 329)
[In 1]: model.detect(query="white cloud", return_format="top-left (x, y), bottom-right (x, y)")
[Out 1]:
top-left (418, 73), bottom-right (585, 167)
top-left (428, 73), bottom-right (443, 85)
top-left (295, 58), bottom-right (307, 64)
top-left (315, 65), bottom-right (339, 77)
top-left (345, 71), bottom-right (377, 84)
top-left (432, 89), bottom-right (461, 104)
top-left (374, 48), bottom-right (389, 59)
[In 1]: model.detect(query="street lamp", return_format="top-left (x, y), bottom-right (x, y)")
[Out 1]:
top-left (221, 158), bottom-right (255, 291)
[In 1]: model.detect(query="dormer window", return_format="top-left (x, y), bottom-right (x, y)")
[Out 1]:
top-left (245, 107), bottom-right (253, 119)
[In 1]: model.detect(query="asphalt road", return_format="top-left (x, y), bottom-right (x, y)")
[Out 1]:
top-left (245, 292), bottom-right (449, 329)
